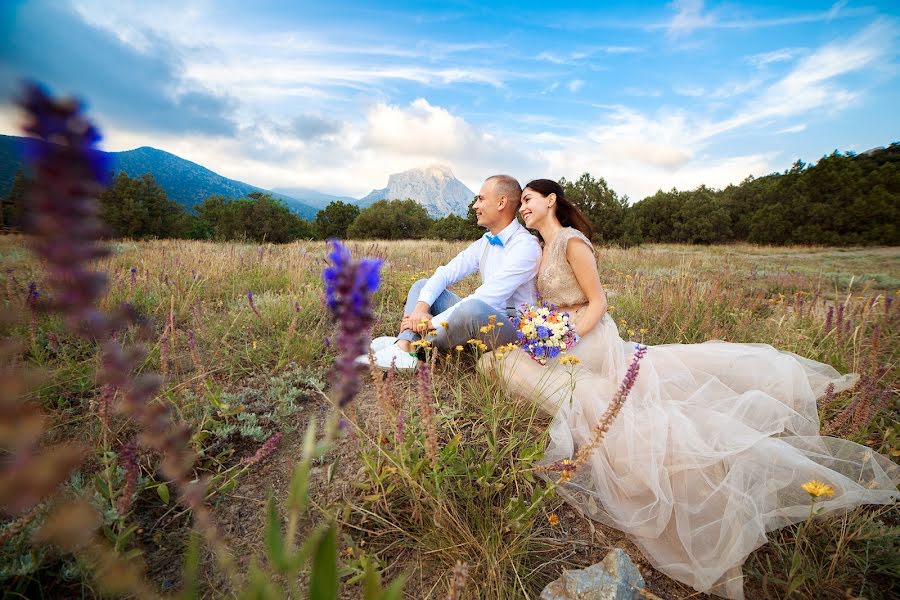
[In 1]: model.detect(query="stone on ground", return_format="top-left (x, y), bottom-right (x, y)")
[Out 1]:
top-left (540, 548), bottom-right (646, 600)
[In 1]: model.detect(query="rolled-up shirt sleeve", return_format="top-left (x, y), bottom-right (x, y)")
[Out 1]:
top-left (417, 240), bottom-right (482, 307)
top-left (431, 236), bottom-right (541, 329)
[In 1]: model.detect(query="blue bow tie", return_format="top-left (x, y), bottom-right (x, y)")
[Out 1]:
top-left (485, 233), bottom-right (504, 247)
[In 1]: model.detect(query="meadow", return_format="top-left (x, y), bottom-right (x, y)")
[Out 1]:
top-left (1, 235), bottom-right (898, 600)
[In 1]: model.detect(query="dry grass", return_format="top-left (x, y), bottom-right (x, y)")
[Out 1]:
top-left (1, 235), bottom-right (897, 599)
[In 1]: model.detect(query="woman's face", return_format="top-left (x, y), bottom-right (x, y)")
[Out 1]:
top-left (519, 187), bottom-right (555, 229)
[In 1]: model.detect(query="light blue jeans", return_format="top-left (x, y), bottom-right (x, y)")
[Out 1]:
top-left (397, 279), bottom-right (518, 350)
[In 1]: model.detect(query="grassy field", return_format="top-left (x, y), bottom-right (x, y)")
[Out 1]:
top-left (1, 236), bottom-right (898, 599)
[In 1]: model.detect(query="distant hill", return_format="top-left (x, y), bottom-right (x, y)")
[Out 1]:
top-left (270, 186), bottom-right (352, 210)
top-left (357, 165), bottom-right (475, 218)
top-left (0, 135), bottom-right (318, 220)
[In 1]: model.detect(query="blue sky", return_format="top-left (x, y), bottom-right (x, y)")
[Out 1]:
top-left (1, 0), bottom-right (898, 200)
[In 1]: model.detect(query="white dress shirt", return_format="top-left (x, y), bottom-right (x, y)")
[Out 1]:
top-left (417, 219), bottom-right (542, 329)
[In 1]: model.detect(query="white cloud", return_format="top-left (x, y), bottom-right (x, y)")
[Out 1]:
top-left (536, 46), bottom-right (642, 65)
top-left (653, 0), bottom-right (875, 37)
top-left (568, 80), bottom-right (585, 93)
top-left (665, 0), bottom-right (716, 38)
top-left (777, 124), bottom-right (807, 134)
top-left (746, 48), bottom-right (798, 67)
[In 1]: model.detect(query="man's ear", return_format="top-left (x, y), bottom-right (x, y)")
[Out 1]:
top-left (497, 195), bottom-right (508, 210)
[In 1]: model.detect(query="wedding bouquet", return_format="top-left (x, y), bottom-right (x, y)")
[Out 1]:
top-left (513, 301), bottom-right (577, 364)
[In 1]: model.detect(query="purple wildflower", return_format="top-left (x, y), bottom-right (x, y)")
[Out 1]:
top-left (242, 431), bottom-right (283, 466)
top-left (116, 440), bottom-right (139, 515)
top-left (130, 267), bottom-right (137, 287)
top-left (886, 296), bottom-right (893, 315)
top-left (19, 83), bottom-right (112, 338)
top-left (27, 281), bottom-right (39, 305)
top-left (824, 306), bottom-right (834, 331)
top-left (322, 239), bottom-right (382, 407)
top-left (246, 290), bottom-right (261, 317)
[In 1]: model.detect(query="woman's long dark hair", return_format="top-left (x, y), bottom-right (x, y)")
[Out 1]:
top-left (524, 179), bottom-right (594, 241)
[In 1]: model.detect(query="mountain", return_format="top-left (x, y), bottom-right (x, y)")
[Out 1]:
top-left (357, 165), bottom-right (475, 218)
top-left (270, 186), bottom-right (352, 210)
top-left (0, 135), bottom-right (318, 220)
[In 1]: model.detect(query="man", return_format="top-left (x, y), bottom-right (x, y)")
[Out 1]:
top-left (360, 174), bottom-right (541, 371)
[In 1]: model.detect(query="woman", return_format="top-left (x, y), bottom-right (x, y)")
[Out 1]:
top-left (481, 179), bottom-right (900, 599)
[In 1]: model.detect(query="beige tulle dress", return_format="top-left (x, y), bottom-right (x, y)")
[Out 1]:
top-left (481, 227), bottom-right (900, 599)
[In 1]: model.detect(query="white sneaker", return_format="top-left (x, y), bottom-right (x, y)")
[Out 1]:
top-left (370, 336), bottom-right (397, 352)
top-left (371, 344), bottom-right (419, 372)
top-left (353, 339), bottom-right (417, 370)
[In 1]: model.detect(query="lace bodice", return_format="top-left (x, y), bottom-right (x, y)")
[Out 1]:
top-left (537, 227), bottom-right (595, 307)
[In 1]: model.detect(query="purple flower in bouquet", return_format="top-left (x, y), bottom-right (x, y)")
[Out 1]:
top-left (513, 300), bottom-right (577, 365)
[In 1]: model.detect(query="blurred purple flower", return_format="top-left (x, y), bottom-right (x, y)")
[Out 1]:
top-left (19, 82), bottom-right (109, 185)
top-left (130, 267), bottom-right (137, 287)
top-left (322, 239), bottom-right (382, 407)
top-left (246, 290), bottom-right (261, 317)
top-left (19, 82), bottom-right (113, 338)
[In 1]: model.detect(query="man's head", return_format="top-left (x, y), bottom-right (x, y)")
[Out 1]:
top-left (472, 175), bottom-right (522, 233)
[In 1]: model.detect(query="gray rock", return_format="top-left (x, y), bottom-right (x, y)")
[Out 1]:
top-left (357, 165), bottom-right (475, 218)
top-left (540, 548), bottom-right (646, 600)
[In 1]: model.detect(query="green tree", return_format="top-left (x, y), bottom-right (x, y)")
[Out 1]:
top-left (2, 169), bottom-right (28, 231)
top-left (193, 192), bottom-right (312, 243)
top-left (346, 199), bottom-right (432, 240)
top-left (428, 213), bottom-right (482, 240)
top-left (672, 186), bottom-right (732, 244)
top-left (99, 173), bottom-right (191, 239)
top-left (314, 201), bottom-right (360, 240)
top-left (560, 173), bottom-right (629, 243)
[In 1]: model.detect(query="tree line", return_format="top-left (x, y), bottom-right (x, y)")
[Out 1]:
top-left (2, 144), bottom-right (897, 245)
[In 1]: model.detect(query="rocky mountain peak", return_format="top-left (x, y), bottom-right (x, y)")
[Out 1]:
top-left (358, 165), bottom-right (474, 218)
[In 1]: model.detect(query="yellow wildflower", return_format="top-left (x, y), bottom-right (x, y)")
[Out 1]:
top-left (559, 355), bottom-right (581, 366)
top-left (801, 480), bottom-right (835, 498)
top-left (488, 314), bottom-right (497, 325)
top-left (639, 328), bottom-right (648, 334)
top-left (341, 546), bottom-right (354, 558)
top-left (440, 321), bottom-right (450, 329)
top-left (480, 324), bottom-right (495, 333)
top-left (607, 305), bottom-right (615, 312)
top-left (620, 319), bottom-right (628, 326)
top-left (252, 340), bottom-right (257, 350)
top-left (455, 345), bottom-right (464, 352)
top-left (547, 514), bottom-right (560, 526)
top-left (628, 329), bottom-right (636, 337)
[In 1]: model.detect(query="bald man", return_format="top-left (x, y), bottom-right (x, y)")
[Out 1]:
top-left (358, 174), bottom-right (541, 371)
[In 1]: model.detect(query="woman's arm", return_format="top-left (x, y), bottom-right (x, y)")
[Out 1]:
top-left (566, 238), bottom-right (608, 337)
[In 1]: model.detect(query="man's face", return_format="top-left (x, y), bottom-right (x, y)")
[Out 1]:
top-left (472, 180), bottom-right (502, 229)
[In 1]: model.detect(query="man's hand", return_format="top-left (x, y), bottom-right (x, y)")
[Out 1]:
top-left (401, 302), bottom-right (433, 334)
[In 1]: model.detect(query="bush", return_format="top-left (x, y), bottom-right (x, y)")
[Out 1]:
top-left (347, 199), bottom-right (432, 240)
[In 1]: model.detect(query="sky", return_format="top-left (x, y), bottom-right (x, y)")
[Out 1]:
top-left (1, 0), bottom-right (898, 201)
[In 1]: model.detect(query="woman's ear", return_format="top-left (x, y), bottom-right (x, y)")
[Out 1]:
top-left (548, 193), bottom-right (557, 207)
